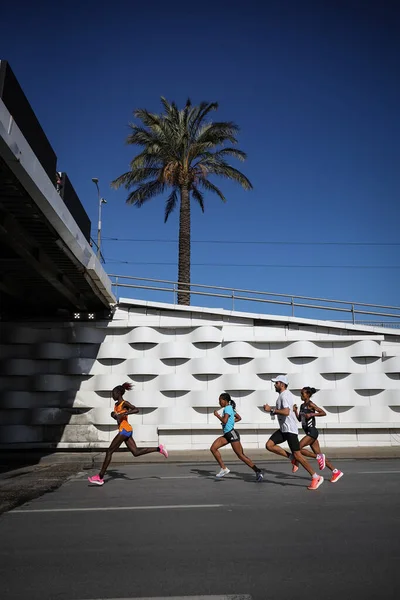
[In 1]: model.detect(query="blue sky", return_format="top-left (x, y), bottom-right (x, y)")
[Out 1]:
top-left (2, 0), bottom-right (399, 316)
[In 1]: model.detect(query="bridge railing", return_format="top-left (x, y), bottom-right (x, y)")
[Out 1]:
top-left (108, 274), bottom-right (400, 327)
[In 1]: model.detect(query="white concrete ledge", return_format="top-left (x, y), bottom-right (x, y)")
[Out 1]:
top-left (158, 422), bottom-right (400, 431)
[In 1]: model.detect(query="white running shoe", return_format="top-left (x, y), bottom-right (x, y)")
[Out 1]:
top-left (216, 467), bottom-right (230, 478)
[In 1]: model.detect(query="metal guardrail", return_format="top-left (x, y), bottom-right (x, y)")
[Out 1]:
top-left (90, 238), bottom-right (105, 264)
top-left (108, 274), bottom-right (400, 327)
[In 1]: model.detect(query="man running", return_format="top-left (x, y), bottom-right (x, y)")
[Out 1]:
top-left (264, 375), bottom-right (324, 490)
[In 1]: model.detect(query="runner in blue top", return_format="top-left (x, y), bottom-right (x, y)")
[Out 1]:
top-left (210, 392), bottom-right (263, 481)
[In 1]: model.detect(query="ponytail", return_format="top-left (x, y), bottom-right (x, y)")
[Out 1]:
top-left (219, 392), bottom-right (236, 411)
top-left (112, 382), bottom-right (133, 396)
top-left (303, 386), bottom-right (317, 397)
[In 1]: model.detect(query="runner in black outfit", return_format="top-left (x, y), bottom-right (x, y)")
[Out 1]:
top-left (292, 386), bottom-right (344, 483)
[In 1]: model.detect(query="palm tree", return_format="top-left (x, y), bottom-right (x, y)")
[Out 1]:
top-left (112, 98), bottom-right (252, 305)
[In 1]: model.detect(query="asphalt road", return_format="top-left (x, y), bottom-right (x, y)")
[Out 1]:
top-left (0, 459), bottom-right (399, 600)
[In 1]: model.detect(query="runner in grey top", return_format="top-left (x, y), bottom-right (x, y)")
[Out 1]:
top-left (264, 375), bottom-right (324, 491)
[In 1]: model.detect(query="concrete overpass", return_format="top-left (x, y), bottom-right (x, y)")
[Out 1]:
top-left (0, 60), bottom-right (115, 319)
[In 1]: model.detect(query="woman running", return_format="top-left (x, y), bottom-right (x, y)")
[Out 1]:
top-left (210, 392), bottom-right (263, 481)
top-left (88, 382), bottom-right (168, 486)
top-left (292, 386), bottom-right (343, 483)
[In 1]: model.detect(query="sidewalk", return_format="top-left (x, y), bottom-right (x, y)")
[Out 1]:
top-left (1, 446), bottom-right (399, 514)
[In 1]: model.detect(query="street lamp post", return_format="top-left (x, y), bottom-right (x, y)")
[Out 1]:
top-left (91, 178), bottom-right (107, 260)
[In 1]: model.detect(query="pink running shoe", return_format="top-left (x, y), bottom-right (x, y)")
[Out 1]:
top-left (330, 470), bottom-right (344, 483)
top-left (88, 474), bottom-right (104, 486)
top-left (291, 458), bottom-right (299, 473)
top-left (317, 453), bottom-right (326, 470)
top-left (159, 443), bottom-right (168, 458)
top-left (308, 475), bottom-right (324, 490)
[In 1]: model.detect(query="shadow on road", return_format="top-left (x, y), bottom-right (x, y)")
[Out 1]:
top-left (190, 466), bottom-right (309, 486)
top-left (0, 451), bottom-right (56, 475)
top-left (104, 469), bottom-right (161, 482)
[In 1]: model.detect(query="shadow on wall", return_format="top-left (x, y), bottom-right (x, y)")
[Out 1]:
top-left (0, 320), bottom-right (109, 470)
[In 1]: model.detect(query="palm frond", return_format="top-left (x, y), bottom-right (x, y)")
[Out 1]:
top-left (111, 171), bottom-right (133, 190)
top-left (160, 97), bottom-right (173, 116)
top-left (191, 185), bottom-right (205, 212)
top-left (134, 109), bottom-right (164, 129)
top-left (111, 168), bottom-right (162, 189)
top-left (187, 141), bottom-right (218, 162)
top-left (193, 147), bottom-right (247, 164)
top-left (197, 177), bottom-right (226, 202)
top-left (161, 97), bottom-right (181, 135)
top-left (129, 149), bottom-right (164, 170)
top-left (213, 148), bottom-right (247, 161)
top-left (189, 102), bottom-right (219, 138)
top-left (195, 121), bottom-right (239, 146)
top-left (125, 180), bottom-right (166, 206)
top-left (126, 126), bottom-right (162, 148)
top-left (127, 167), bottom-right (163, 185)
top-left (201, 161), bottom-right (253, 190)
top-left (164, 188), bottom-right (179, 222)
top-left (128, 122), bottom-right (181, 163)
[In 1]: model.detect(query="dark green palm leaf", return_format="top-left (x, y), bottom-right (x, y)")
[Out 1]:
top-left (191, 186), bottom-right (205, 212)
top-left (202, 161), bottom-right (253, 190)
top-left (197, 177), bottom-right (226, 202)
top-left (134, 109), bottom-right (164, 129)
top-left (195, 122), bottom-right (239, 146)
top-left (129, 149), bottom-right (164, 170)
top-left (124, 167), bottom-right (162, 184)
top-left (126, 180), bottom-right (165, 206)
top-left (189, 102), bottom-right (219, 138)
top-left (164, 188), bottom-right (179, 223)
top-left (126, 126), bottom-right (163, 148)
top-left (193, 148), bottom-right (247, 165)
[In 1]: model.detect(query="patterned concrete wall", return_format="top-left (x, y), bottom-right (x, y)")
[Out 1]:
top-left (1, 299), bottom-right (399, 449)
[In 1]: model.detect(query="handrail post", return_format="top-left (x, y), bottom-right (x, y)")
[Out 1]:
top-left (291, 297), bottom-right (295, 317)
top-left (115, 276), bottom-right (119, 302)
top-left (232, 290), bottom-right (235, 311)
top-left (352, 304), bottom-right (355, 324)
top-left (173, 283), bottom-right (177, 305)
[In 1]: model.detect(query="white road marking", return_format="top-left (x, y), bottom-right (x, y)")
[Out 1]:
top-left (11, 503), bottom-right (223, 514)
top-left (356, 470), bottom-right (400, 474)
top-left (82, 596), bottom-right (252, 600)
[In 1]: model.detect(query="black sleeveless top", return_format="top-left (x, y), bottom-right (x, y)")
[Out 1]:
top-left (299, 402), bottom-right (316, 431)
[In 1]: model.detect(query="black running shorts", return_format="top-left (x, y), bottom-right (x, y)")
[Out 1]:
top-left (224, 429), bottom-right (241, 444)
top-left (302, 427), bottom-right (319, 440)
top-left (269, 430), bottom-right (300, 452)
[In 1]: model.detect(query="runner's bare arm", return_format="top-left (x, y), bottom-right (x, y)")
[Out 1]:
top-left (213, 409), bottom-right (229, 424)
top-left (264, 404), bottom-right (289, 416)
top-left (309, 401), bottom-right (326, 418)
top-left (293, 404), bottom-right (302, 421)
top-left (120, 400), bottom-right (139, 415)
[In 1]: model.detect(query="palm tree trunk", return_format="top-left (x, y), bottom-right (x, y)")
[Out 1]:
top-left (177, 184), bottom-right (191, 305)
